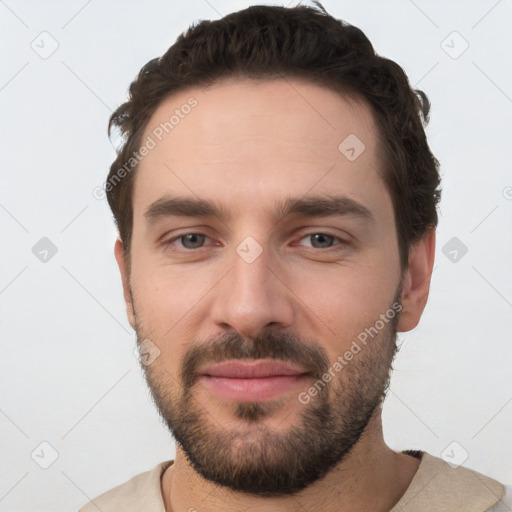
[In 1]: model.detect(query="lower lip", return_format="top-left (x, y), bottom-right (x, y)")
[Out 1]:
top-left (200, 374), bottom-right (310, 402)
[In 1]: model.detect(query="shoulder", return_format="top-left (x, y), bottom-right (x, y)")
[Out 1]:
top-left (392, 451), bottom-right (505, 512)
top-left (487, 484), bottom-right (512, 511)
top-left (78, 460), bottom-right (173, 512)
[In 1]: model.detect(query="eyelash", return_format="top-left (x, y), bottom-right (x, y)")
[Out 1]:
top-left (163, 231), bottom-right (349, 251)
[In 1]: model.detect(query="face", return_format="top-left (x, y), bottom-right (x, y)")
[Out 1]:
top-left (116, 77), bottom-right (420, 496)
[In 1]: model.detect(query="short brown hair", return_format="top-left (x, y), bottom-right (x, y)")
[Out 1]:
top-left (106, 2), bottom-right (441, 270)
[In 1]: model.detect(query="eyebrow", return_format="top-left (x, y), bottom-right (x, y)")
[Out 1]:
top-left (143, 194), bottom-right (376, 226)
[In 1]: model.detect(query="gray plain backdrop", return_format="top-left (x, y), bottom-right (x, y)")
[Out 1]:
top-left (1, 0), bottom-right (511, 510)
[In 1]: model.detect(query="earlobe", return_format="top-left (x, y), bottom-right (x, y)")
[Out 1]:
top-left (397, 228), bottom-right (436, 332)
top-left (114, 237), bottom-right (136, 330)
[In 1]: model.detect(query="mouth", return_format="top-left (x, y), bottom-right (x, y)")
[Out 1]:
top-left (198, 359), bottom-right (311, 402)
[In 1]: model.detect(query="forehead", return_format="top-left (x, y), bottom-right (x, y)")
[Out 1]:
top-left (133, 77), bottom-right (390, 224)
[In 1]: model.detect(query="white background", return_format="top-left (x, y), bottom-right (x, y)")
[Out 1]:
top-left (1, 1), bottom-right (511, 510)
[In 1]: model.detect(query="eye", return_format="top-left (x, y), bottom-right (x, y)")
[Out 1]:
top-left (296, 232), bottom-right (347, 250)
top-left (162, 231), bottom-right (348, 252)
top-left (165, 232), bottom-right (212, 250)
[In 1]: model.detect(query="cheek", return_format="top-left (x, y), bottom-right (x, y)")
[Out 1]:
top-left (289, 259), bottom-right (399, 348)
top-left (131, 244), bottom-right (204, 317)
top-left (130, 261), bottom-right (217, 353)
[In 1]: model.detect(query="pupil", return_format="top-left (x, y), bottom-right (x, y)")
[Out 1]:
top-left (183, 234), bottom-right (204, 248)
top-left (313, 234), bottom-right (332, 248)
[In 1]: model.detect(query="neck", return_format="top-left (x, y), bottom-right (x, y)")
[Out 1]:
top-left (161, 409), bottom-right (420, 512)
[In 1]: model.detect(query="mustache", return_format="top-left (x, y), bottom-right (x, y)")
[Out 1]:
top-left (181, 330), bottom-right (331, 389)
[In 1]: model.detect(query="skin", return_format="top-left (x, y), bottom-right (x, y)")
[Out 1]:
top-left (114, 77), bottom-right (435, 512)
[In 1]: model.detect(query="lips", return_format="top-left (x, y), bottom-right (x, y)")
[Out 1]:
top-left (200, 359), bottom-right (309, 379)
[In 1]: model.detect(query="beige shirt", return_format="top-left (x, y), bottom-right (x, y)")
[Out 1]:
top-left (79, 451), bottom-right (506, 511)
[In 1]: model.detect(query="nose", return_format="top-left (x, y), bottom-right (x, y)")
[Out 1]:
top-left (210, 242), bottom-right (294, 339)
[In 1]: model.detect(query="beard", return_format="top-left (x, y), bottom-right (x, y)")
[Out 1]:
top-left (134, 285), bottom-right (402, 497)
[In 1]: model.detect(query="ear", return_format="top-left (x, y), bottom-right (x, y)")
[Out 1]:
top-left (397, 227), bottom-right (436, 332)
top-left (114, 237), bottom-right (136, 330)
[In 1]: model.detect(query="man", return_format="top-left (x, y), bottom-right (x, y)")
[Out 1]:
top-left (80, 3), bottom-right (507, 511)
